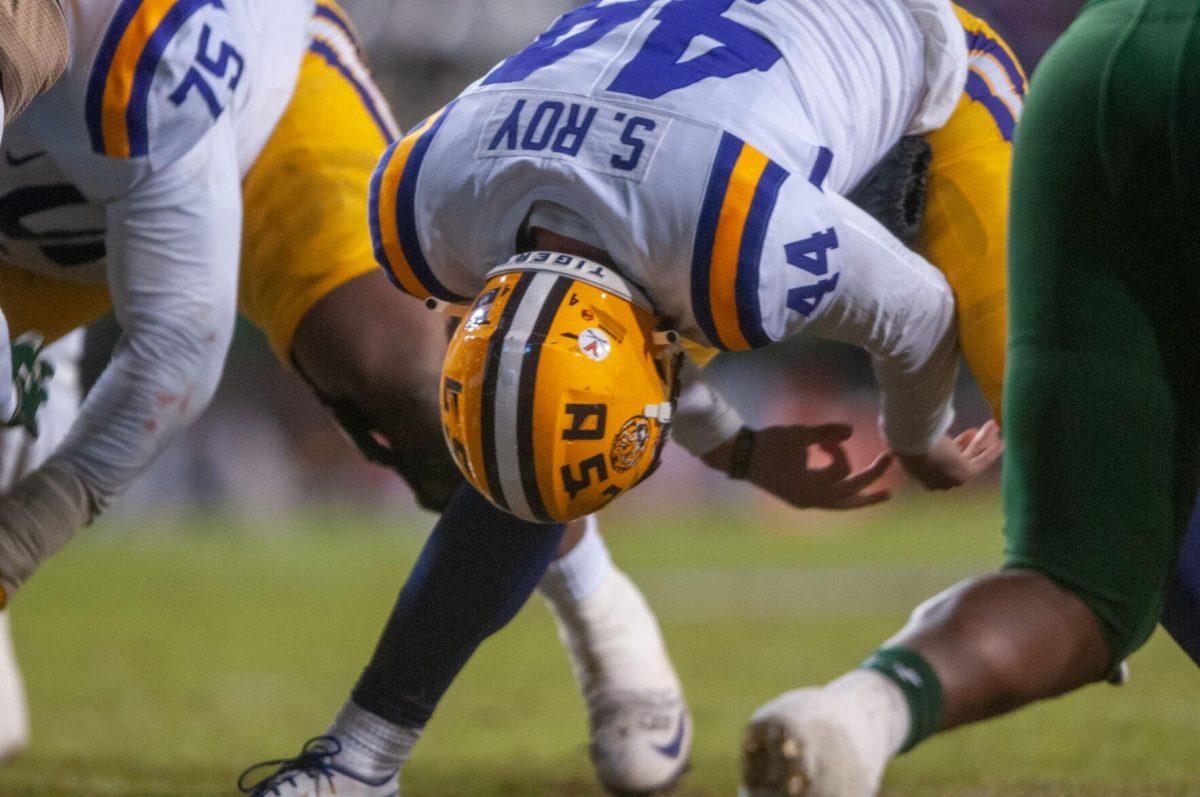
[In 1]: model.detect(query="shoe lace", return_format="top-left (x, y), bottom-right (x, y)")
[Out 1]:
top-left (237, 735), bottom-right (343, 796)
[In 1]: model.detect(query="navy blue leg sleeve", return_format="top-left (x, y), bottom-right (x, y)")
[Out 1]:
top-left (351, 484), bottom-right (565, 727)
top-left (1162, 500), bottom-right (1200, 667)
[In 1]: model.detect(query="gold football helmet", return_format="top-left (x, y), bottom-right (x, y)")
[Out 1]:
top-left (440, 252), bottom-right (680, 523)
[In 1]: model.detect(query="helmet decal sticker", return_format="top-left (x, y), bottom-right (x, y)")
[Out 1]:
top-left (610, 415), bottom-right (651, 473)
top-left (465, 287), bottom-right (500, 330)
top-left (579, 327), bottom-right (612, 361)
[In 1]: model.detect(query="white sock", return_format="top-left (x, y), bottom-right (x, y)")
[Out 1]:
top-left (537, 515), bottom-right (610, 604)
top-left (327, 700), bottom-right (421, 780)
top-left (539, 532), bottom-right (679, 697)
top-left (0, 611), bottom-right (29, 759)
top-left (822, 669), bottom-right (910, 760)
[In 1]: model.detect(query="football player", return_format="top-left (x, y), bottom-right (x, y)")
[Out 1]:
top-left (742, 0), bottom-right (1200, 794)
top-left (244, 0), bottom-right (1015, 794)
top-left (0, 1), bottom-right (710, 791)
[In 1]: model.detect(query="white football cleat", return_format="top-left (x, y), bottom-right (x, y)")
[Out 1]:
top-left (587, 688), bottom-right (691, 796)
top-left (0, 611), bottom-right (29, 760)
top-left (544, 566), bottom-right (691, 796)
top-left (238, 737), bottom-right (398, 797)
top-left (740, 689), bottom-right (886, 797)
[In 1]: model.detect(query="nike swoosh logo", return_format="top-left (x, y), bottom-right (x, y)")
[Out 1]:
top-left (5, 150), bottom-right (45, 167)
top-left (651, 709), bottom-right (688, 759)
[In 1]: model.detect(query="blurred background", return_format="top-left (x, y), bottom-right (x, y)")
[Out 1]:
top-left (11, 3), bottom-right (1199, 797)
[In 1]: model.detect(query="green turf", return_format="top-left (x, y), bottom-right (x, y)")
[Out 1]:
top-left (0, 491), bottom-right (1197, 796)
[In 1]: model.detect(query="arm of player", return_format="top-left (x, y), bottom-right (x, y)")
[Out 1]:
top-left (672, 356), bottom-right (893, 510)
top-left (803, 194), bottom-right (1001, 489)
top-left (62, 114), bottom-right (242, 502)
top-left (0, 116), bottom-right (242, 605)
top-left (671, 357), bottom-right (746, 457)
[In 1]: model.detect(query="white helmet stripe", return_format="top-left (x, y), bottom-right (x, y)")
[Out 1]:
top-left (492, 271), bottom-right (563, 522)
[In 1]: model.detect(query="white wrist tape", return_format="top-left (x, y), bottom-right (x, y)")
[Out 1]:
top-left (0, 463), bottom-right (96, 599)
top-left (671, 371), bottom-right (745, 456)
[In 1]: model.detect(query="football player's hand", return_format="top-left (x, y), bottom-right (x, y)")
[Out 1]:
top-left (704, 424), bottom-right (893, 510)
top-left (895, 420), bottom-right (1002, 491)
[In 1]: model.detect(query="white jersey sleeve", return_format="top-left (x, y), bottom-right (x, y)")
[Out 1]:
top-left (11, 0), bottom-right (308, 199)
top-left (677, 163), bottom-right (957, 456)
top-left (46, 112), bottom-right (241, 504)
top-left (800, 194), bottom-right (957, 455)
top-left (671, 357), bottom-right (745, 456)
top-left (0, 0), bottom-right (312, 503)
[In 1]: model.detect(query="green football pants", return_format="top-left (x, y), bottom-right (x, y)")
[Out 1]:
top-left (1003, 0), bottom-right (1200, 662)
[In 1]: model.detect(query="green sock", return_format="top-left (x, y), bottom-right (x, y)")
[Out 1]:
top-left (860, 646), bottom-right (944, 752)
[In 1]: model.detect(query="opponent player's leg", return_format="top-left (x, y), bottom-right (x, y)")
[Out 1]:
top-left (883, 0), bottom-right (1200, 728)
top-left (740, 4), bottom-right (1200, 794)
top-left (1162, 504), bottom-right (1200, 665)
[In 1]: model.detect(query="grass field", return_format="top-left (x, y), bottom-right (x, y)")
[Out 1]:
top-left (0, 491), bottom-right (1197, 796)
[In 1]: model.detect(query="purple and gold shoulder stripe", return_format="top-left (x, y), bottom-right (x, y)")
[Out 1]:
top-left (369, 102), bottom-right (468, 304)
top-left (691, 132), bottom-right (790, 352)
top-left (85, 0), bottom-right (235, 159)
top-left (963, 23), bottom-right (1027, 142)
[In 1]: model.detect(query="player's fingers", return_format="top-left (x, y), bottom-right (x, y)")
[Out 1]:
top-left (833, 452), bottom-right (894, 494)
top-left (796, 423), bottom-right (853, 445)
top-left (815, 441), bottom-right (851, 480)
top-left (954, 427), bottom-right (978, 452)
top-left (969, 438), bottom-right (1005, 471)
top-left (964, 420), bottom-right (1003, 458)
top-left (962, 420), bottom-right (1001, 459)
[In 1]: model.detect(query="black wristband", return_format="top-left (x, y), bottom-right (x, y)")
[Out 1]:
top-left (727, 426), bottom-right (756, 481)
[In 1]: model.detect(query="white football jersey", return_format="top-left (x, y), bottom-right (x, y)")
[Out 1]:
top-left (9, 0), bottom-right (309, 204)
top-left (373, 0), bottom-right (967, 353)
top-left (0, 0), bottom-right (311, 282)
top-left (0, 0), bottom-right (310, 505)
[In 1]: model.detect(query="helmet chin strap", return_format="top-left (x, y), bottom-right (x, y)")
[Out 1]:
top-left (643, 402), bottom-right (673, 422)
top-left (652, 330), bottom-right (679, 347)
top-left (424, 296), bottom-right (468, 317)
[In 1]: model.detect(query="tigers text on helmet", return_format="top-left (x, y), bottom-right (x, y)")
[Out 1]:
top-left (440, 251), bottom-right (681, 523)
